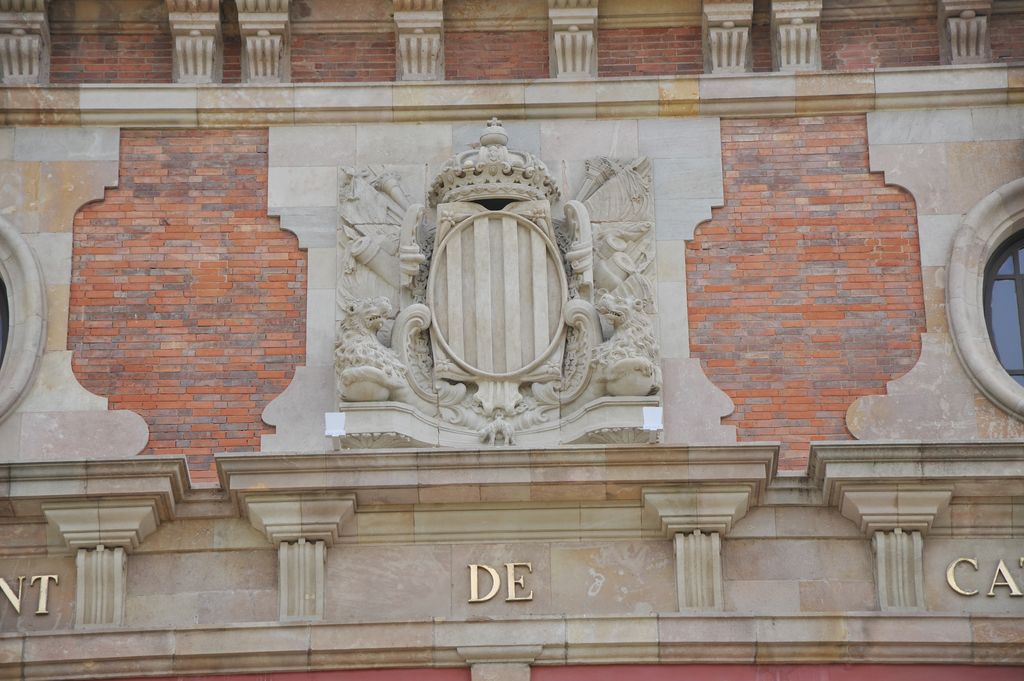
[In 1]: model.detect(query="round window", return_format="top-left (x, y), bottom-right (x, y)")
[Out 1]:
top-left (984, 235), bottom-right (1024, 387)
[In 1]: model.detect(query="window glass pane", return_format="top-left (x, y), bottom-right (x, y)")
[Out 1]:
top-left (1014, 375), bottom-right (1024, 387)
top-left (997, 252), bottom-right (1015, 275)
top-left (990, 279), bottom-right (1024, 371)
top-left (0, 278), bottom-right (7, 367)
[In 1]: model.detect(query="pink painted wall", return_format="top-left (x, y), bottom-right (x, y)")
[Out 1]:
top-left (533, 665), bottom-right (1024, 681)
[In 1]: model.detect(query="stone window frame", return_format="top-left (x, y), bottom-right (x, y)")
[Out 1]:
top-left (0, 215), bottom-right (46, 423)
top-left (948, 177), bottom-right (1024, 419)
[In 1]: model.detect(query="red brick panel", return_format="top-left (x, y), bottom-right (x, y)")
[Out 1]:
top-left (820, 18), bottom-right (940, 70)
top-left (686, 116), bottom-right (924, 468)
top-left (50, 33), bottom-right (173, 83)
top-left (991, 12), bottom-right (1024, 63)
top-left (291, 33), bottom-right (396, 82)
top-left (68, 130), bottom-right (307, 482)
top-left (445, 30), bottom-right (548, 80)
top-left (598, 27), bottom-right (702, 76)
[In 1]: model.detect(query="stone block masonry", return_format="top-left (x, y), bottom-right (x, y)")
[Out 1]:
top-left (67, 129), bottom-right (307, 483)
top-left (686, 115), bottom-right (925, 470)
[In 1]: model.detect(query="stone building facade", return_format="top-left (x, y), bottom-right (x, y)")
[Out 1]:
top-left (0, 0), bottom-right (1022, 679)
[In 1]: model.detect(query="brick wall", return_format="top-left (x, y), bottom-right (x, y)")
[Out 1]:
top-left (68, 129), bottom-right (307, 482)
top-left (991, 12), bottom-right (1024, 63)
top-left (598, 27), bottom-right (702, 76)
top-left (820, 18), bottom-right (940, 70)
top-left (686, 116), bottom-right (925, 469)
top-left (291, 33), bottom-right (396, 82)
top-left (445, 30), bottom-right (548, 80)
top-left (50, 32), bottom-right (172, 83)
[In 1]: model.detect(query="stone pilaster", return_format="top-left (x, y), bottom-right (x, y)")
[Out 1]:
top-left (770, 0), bottom-right (821, 72)
top-left (548, 0), bottom-right (597, 79)
top-left (873, 528), bottom-right (925, 610)
top-left (0, 0), bottom-right (49, 85)
top-left (75, 545), bottom-right (126, 626)
top-left (242, 493), bottom-right (356, 621)
top-left (702, 2), bottom-right (753, 74)
top-left (394, 0), bottom-right (443, 82)
top-left (643, 486), bottom-right (755, 611)
top-left (938, 0), bottom-right (992, 65)
top-left (42, 499), bottom-right (160, 627)
top-left (166, 0), bottom-right (222, 84)
top-left (237, 0), bottom-right (290, 84)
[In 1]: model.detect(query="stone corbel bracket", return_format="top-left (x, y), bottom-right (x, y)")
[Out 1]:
top-left (0, 0), bottom-right (49, 85)
top-left (770, 0), bottom-right (822, 72)
top-left (166, 0), bottom-right (223, 84)
top-left (702, 1), bottom-right (753, 74)
top-left (938, 0), bottom-right (992, 65)
top-left (457, 645), bottom-right (543, 681)
top-left (237, 0), bottom-right (291, 84)
top-left (548, 0), bottom-right (598, 79)
top-left (41, 498), bottom-right (160, 550)
top-left (241, 492), bottom-right (357, 546)
top-left (393, 0), bottom-right (444, 82)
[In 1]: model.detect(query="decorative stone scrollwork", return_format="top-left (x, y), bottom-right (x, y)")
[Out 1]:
top-left (0, 0), bottom-right (49, 85)
top-left (238, 0), bottom-right (291, 83)
top-left (394, 0), bottom-right (444, 81)
top-left (938, 0), bottom-right (992, 65)
top-left (166, 0), bottom-right (222, 84)
top-left (770, 0), bottom-right (822, 72)
top-left (333, 119), bottom-right (662, 447)
top-left (548, 0), bottom-right (597, 78)
top-left (702, 1), bottom-right (753, 74)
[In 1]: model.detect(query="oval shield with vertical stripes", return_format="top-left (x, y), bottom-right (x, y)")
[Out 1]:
top-left (428, 211), bottom-right (568, 380)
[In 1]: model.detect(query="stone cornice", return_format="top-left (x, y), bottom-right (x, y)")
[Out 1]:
top-left (0, 613), bottom-right (1019, 677)
top-left (216, 445), bottom-right (779, 508)
top-left (0, 457), bottom-right (191, 520)
top-left (0, 64), bottom-right (1018, 126)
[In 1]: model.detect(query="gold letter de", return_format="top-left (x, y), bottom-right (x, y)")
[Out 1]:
top-left (468, 564), bottom-right (501, 603)
top-left (945, 557), bottom-right (979, 596)
top-left (504, 562), bottom-right (533, 602)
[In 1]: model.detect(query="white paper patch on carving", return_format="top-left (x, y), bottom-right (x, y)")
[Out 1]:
top-left (642, 407), bottom-right (663, 431)
top-left (325, 412), bottom-right (347, 437)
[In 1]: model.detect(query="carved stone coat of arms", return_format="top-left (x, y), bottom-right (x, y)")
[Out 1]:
top-left (333, 119), bottom-right (662, 447)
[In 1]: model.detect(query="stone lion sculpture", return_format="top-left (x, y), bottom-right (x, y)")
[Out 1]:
top-left (593, 292), bottom-right (662, 397)
top-left (335, 297), bottom-right (409, 402)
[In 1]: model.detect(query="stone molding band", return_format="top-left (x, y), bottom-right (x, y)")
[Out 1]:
top-left (0, 64), bottom-right (1019, 127)
top-left (0, 612), bottom-right (1020, 678)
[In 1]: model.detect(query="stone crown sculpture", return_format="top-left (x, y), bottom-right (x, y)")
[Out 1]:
top-left (428, 117), bottom-right (560, 207)
top-left (333, 118), bottom-right (661, 448)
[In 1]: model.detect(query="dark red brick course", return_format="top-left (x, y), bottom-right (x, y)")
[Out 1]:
top-left (598, 27), bottom-right (702, 76)
top-left (68, 129), bottom-right (307, 482)
top-left (820, 18), bottom-right (940, 70)
top-left (50, 32), bottom-right (173, 83)
top-left (445, 30), bottom-right (548, 80)
top-left (686, 116), bottom-right (925, 469)
top-left (291, 32), bottom-right (396, 82)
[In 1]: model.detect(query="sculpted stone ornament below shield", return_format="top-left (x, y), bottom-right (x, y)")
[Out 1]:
top-left (333, 118), bottom-right (662, 447)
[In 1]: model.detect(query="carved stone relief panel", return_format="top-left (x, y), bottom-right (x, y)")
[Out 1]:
top-left (332, 120), bottom-right (662, 448)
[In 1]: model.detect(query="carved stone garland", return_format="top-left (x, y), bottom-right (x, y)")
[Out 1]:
top-left (333, 119), bottom-right (662, 448)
